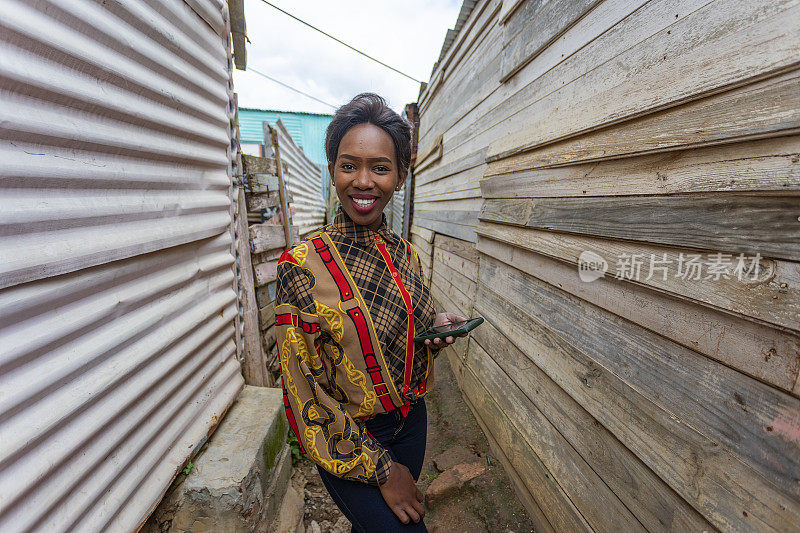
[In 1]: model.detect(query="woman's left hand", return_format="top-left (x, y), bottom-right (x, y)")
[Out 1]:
top-left (424, 312), bottom-right (468, 347)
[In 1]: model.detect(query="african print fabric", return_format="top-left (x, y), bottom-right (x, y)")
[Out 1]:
top-left (276, 209), bottom-right (438, 485)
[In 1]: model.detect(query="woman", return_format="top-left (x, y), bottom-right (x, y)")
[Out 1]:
top-left (276, 93), bottom-right (465, 532)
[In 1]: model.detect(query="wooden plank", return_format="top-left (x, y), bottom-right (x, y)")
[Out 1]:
top-left (247, 192), bottom-right (280, 211)
top-left (473, 280), bottom-right (799, 531)
top-left (402, 174), bottom-right (412, 239)
top-left (256, 280), bottom-right (277, 309)
top-left (247, 173), bottom-right (279, 194)
top-left (470, 315), bottom-right (714, 532)
top-left (463, 339), bottom-right (648, 532)
top-left (500, 0), bottom-right (603, 82)
top-left (413, 135), bottom-right (442, 174)
top-left (481, 136), bottom-right (800, 197)
top-left (417, 37), bottom-right (502, 161)
top-left (479, 195), bottom-right (800, 261)
top-left (235, 188), bottom-right (269, 387)
top-left (425, 0), bottom-right (645, 164)
top-left (431, 272), bottom-right (473, 318)
top-left (415, 183), bottom-right (482, 204)
top-left (263, 324), bottom-right (276, 351)
top-left (439, 0), bottom-right (694, 162)
top-left (432, 250), bottom-right (478, 294)
top-left (487, 0), bottom-right (800, 159)
top-left (477, 221), bottom-right (800, 336)
top-left (266, 123), bottom-right (295, 249)
top-left (486, 69), bottom-right (800, 173)
top-left (478, 255), bottom-right (800, 506)
top-left (259, 300), bottom-right (275, 331)
top-left (410, 224), bottom-right (434, 243)
top-left (416, 198), bottom-right (484, 215)
top-left (410, 235), bottom-right (432, 258)
top-left (253, 260), bottom-right (278, 287)
top-left (253, 248), bottom-right (284, 264)
top-left (433, 247), bottom-right (479, 282)
top-left (249, 223), bottom-right (299, 254)
top-left (418, 0), bottom-right (500, 118)
top-left (241, 154), bottom-right (278, 175)
top-left (229, 0), bottom-right (246, 69)
top-left (417, 0), bottom-right (503, 149)
top-left (498, 0), bottom-right (526, 24)
top-left (415, 209), bottom-right (479, 227)
top-left (429, 274), bottom-right (472, 320)
top-left (414, 217), bottom-right (476, 244)
top-left (411, 226), bottom-right (434, 285)
top-left (433, 233), bottom-right (480, 263)
top-left (454, 353), bottom-right (594, 532)
top-left (416, 148), bottom-right (487, 187)
top-left (440, 0), bottom-right (797, 167)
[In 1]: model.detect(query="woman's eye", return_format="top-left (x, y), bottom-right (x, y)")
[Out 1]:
top-left (341, 163), bottom-right (355, 171)
top-left (374, 165), bottom-right (390, 172)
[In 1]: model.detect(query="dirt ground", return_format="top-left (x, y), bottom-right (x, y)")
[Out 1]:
top-left (296, 353), bottom-right (535, 532)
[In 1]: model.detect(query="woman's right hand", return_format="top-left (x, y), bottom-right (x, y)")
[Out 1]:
top-left (378, 461), bottom-right (425, 524)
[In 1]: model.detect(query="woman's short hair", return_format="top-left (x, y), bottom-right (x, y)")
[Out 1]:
top-left (325, 93), bottom-right (412, 173)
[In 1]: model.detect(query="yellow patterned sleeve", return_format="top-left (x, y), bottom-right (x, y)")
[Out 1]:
top-left (276, 256), bottom-right (392, 485)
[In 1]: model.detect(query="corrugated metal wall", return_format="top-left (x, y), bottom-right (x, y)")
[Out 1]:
top-left (0, 1), bottom-right (244, 531)
top-left (266, 118), bottom-right (327, 236)
top-left (388, 183), bottom-right (406, 237)
top-left (238, 108), bottom-right (332, 165)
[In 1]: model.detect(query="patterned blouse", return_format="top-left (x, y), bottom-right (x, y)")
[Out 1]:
top-left (276, 209), bottom-right (438, 485)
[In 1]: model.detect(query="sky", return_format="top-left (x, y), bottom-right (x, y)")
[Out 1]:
top-left (232, 0), bottom-right (463, 115)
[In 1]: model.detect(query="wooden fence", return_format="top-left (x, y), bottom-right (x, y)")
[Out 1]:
top-left (412, 0), bottom-right (800, 531)
top-left (233, 111), bottom-right (325, 386)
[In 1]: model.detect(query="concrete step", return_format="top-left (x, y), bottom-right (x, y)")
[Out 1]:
top-left (269, 477), bottom-right (305, 533)
top-left (146, 385), bottom-right (291, 532)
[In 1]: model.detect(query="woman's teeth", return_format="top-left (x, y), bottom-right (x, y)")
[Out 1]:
top-left (353, 197), bottom-right (376, 208)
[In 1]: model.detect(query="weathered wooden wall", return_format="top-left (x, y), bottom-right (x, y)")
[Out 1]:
top-left (241, 151), bottom-right (302, 384)
top-left (412, 0), bottom-right (800, 530)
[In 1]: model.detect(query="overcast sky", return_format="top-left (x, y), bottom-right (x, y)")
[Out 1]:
top-left (232, 0), bottom-right (463, 115)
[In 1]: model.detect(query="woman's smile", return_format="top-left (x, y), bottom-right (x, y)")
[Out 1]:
top-left (351, 194), bottom-right (379, 212)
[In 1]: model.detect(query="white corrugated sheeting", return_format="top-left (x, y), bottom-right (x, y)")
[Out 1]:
top-left (267, 119), bottom-right (326, 236)
top-left (0, 1), bottom-right (244, 531)
top-left (389, 183), bottom-right (406, 237)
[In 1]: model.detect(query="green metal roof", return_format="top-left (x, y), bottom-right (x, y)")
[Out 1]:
top-left (238, 108), bottom-right (333, 166)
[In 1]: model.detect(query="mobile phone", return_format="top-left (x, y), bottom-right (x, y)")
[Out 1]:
top-left (413, 317), bottom-right (484, 343)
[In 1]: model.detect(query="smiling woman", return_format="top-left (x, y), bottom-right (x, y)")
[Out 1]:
top-left (275, 93), bottom-right (466, 532)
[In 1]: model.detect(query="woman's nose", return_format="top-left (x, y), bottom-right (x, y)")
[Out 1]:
top-left (353, 168), bottom-right (373, 188)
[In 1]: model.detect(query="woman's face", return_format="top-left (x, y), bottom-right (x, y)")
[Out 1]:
top-left (330, 123), bottom-right (407, 230)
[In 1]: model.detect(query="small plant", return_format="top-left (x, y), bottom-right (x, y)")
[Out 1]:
top-left (287, 433), bottom-right (302, 465)
top-left (418, 470), bottom-right (439, 483)
top-left (182, 461), bottom-right (194, 476)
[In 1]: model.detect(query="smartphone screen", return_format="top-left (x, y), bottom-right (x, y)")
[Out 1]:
top-left (429, 319), bottom-right (472, 334)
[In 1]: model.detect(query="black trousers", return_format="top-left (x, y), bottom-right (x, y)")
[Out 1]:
top-left (316, 399), bottom-right (428, 533)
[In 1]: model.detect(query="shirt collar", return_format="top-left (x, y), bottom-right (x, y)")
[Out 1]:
top-left (331, 207), bottom-right (397, 246)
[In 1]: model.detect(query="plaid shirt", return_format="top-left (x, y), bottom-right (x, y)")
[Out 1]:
top-left (276, 209), bottom-right (437, 485)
